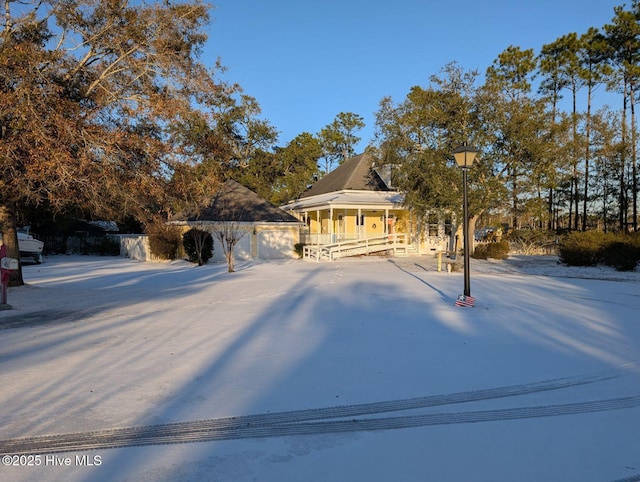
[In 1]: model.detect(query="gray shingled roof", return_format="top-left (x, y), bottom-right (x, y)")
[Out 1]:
top-left (174, 179), bottom-right (301, 223)
top-left (302, 152), bottom-right (389, 198)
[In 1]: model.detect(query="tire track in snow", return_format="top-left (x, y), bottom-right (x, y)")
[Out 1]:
top-left (1, 366), bottom-right (637, 455)
top-left (2, 396), bottom-right (639, 455)
top-left (610, 475), bottom-right (640, 482)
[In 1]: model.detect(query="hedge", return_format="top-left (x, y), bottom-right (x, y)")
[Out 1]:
top-left (558, 231), bottom-right (640, 271)
top-left (472, 240), bottom-right (510, 260)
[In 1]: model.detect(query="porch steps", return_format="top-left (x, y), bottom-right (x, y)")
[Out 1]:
top-left (405, 244), bottom-right (420, 256)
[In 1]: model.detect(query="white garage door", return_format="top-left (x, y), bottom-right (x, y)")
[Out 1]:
top-left (258, 230), bottom-right (295, 259)
top-left (212, 235), bottom-right (250, 262)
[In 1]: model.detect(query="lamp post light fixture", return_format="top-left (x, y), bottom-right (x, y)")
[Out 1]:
top-left (453, 144), bottom-right (478, 306)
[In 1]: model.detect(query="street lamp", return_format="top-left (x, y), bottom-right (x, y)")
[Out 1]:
top-left (453, 144), bottom-right (478, 306)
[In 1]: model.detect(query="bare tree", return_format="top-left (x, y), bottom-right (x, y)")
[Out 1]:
top-left (210, 219), bottom-right (247, 273)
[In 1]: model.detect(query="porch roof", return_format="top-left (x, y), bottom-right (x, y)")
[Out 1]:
top-left (282, 189), bottom-right (405, 212)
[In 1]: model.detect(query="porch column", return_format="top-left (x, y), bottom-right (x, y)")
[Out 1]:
top-left (384, 208), bottom-right (389, 234)
top-left (329, 207), bottom-right (334, 242)
top-left (303, 212), bottom-right (308, 245)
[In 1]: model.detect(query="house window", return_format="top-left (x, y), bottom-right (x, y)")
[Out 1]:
top-left (427, 213), bottom-right (439, 237)
top-left (356, 214), bottom-right (365, 226)
top-left (444, 217), bottom-right (453, 236)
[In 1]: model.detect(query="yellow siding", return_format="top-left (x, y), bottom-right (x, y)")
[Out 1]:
top-left (300, 207), bottom-right (417, 240)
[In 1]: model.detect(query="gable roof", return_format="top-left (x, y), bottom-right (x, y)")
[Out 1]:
top-left (302, 152), bottom-right (389, 198)
top-left (174, 179), bottom-right (301, 223)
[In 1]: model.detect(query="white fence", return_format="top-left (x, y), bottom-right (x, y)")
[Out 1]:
top-left (116, 235), bottom-right (157, 262)
top-left (117, 232), bottom-right (300, 262)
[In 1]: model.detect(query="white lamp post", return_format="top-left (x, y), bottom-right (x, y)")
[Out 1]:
top-left (453, 144), bottom-right (478, 303)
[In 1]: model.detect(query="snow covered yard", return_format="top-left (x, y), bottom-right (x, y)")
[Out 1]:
top-left (0, 254), bottom-right (639, 482)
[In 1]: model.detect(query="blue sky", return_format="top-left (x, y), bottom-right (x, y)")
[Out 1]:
top-left (205, 0), bottom-right (624, 153)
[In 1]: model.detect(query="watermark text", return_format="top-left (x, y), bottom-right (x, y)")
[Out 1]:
top-left (2, 454), bottom-right (102, 467)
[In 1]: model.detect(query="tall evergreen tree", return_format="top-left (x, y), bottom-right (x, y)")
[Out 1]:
top-left (485, 46), bottom-right (539, 229)
top-left (318, 112), bottom-right (365, 173)
top-left (577, 27), bottom-right (612, 230)
top-left (539, 37), bottom-right (571, 229)
top-left (604, 4), bottom-right (640, 231)
top-left (590, 108), bottom-right (622, 232)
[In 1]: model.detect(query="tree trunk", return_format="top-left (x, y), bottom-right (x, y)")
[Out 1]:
top-left (547, 188), bottom-right (554, 231)
top-left (0, 203), bottom-right (25, 286)
top-left (511, 165), bottom-right (518, 229)
top-left (548, 93), bottom-right (558, 232)
top-left (582, 85), bottom-right (592, 231)
top-left (620, 84), bottom-right (629, 231)
top-left (572, 89), bottom-right (579, 231)
top-left (226, 248), bottom-right (234, 273)
top-left (194, 232), bottom-right (204, 266)
top-left (631, 81), bottom-right (638, 232)
top-left (468, 214), bottom-right (480, 255)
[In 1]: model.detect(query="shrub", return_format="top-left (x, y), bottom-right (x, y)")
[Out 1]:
top-left (629, 232), bottom-right (640, 257)
top-left (559, 231), bottom-right (640, 271)
top-left (602, 241), bottom-right (638, 271)
top-left (472, 244), bottom-right (488, 259)
top-left (486, 240), bottom-right (510, 259)
top-left (472, 240), bottom-right (509, 260)
top-left (183, 228), bottom-right (214, 266)
top-left (294, 242), bottom-right (305, 258)
top-left (506, 229), bottom-right (558, 255)
top-left (147, 223), bottom-right (182, 260)
top-left (558, 231), bottom-right (611, 266)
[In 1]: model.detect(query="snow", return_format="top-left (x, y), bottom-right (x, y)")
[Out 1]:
top-left (0, 253), bottom-right (639, 482)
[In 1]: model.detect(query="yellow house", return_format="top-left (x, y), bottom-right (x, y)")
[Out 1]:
top-left (281, 153), bottom-right (454, 260)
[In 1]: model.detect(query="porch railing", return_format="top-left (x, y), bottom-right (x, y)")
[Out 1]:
top-left (303, 233), bottom-right (408, 261)
top-left (300, 233), bottom-right (360, 245)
